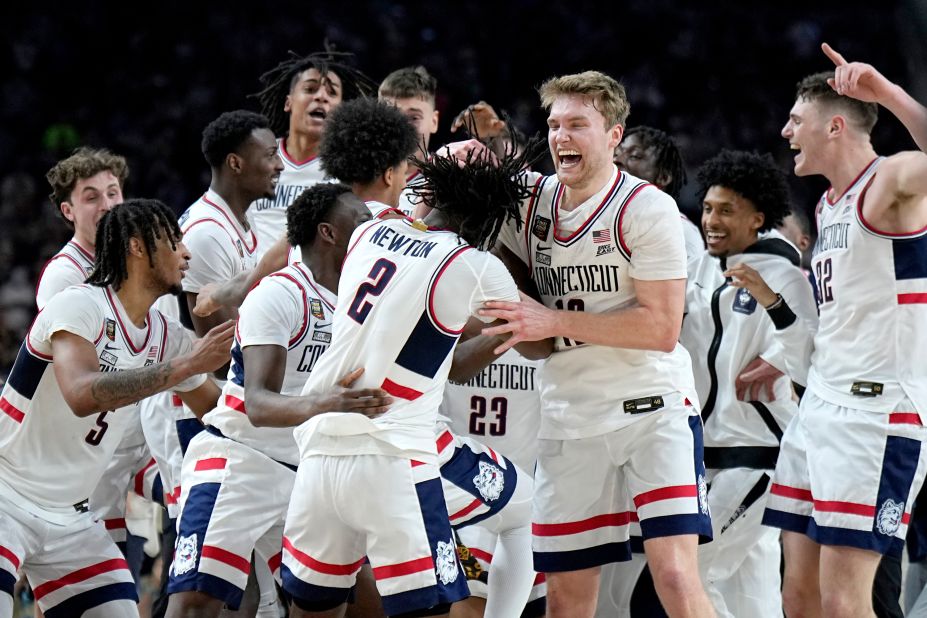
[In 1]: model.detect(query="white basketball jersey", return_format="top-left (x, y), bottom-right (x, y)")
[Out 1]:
top-left (0, 285), bottom-right (203, 521)
top-left (36, 240), bottom-right (95, 310)
top-left (440, 349), bottom-right (541, 473)
top-left (808, 157), bottom-right (927, 417)
top-left (294, 218), bottom-right (519, 462)
top-left (247, 138), bottom-right (329, 257)
top-left (396, 170), bottom-right (426, 218)
top-left (180, 189), bottom-right (259, 295)
top-left (203, 262), bottom-right (336, 465)
top-left (498, 168), bottom-right (696, 440)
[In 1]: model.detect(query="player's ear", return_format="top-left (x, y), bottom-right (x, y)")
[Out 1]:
top-left (60, 202), bottom-right (76, 223)
top-left (430, 109), bottom-right (440, 134)
top-left (609, 124), bottom-right (624, 150)
top-left (828, 115), bottom-right (846, 139)
top-left (656, 171), bottom-right (672, 190)
top-left (751, 211), bottom-right (766, 235)
top-left (128, 236), bottom-right (145, 258)
top-left (284, 94), bottom-right (292, 114)
top-left (383, 165), bottom-right (395, 188)
top-left (317, 222), bottom-right (336, 245)
top-left (226, 152), bottom-right (243, 174)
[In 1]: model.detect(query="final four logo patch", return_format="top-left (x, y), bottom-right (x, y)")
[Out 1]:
top-left (105, 319), bottom-right (116, 342)
top-left (532, 216), bottom-right (551, 241)
top-left (310, 299), bottom-right (325, 320)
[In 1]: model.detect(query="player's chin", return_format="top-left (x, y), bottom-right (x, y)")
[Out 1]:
top-left (168, 282), bottom-right (184, 296)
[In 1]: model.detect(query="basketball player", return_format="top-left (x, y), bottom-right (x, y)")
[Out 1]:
top-left (249, 50), bottom-right (376, 256)
top-left (280, 142), bottom-right (550, 618)
top-left (0, 200), bottom-right (233, 618)
top-left (478, 71), bottom-right (715, 617)
top-left (682, 150), bottom-right (817, 617)
top-left (613, 125), bottom-right (703, 263)
top-left (757, 43), bottom-right (927, 617)
top-left (165, 183), bottom-right (391, 617)
top-left (378, 66), bottom-right (441, 218)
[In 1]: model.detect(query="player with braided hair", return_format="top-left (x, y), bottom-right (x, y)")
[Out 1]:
top-left (280, 143), bottom-right (551, 618)
top-left (0, 199), bottom-right (233, 618)
top-left (248, 49), bottom-right (376, 255)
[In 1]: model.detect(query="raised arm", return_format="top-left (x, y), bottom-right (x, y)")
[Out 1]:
top-left (823, 42), bottom-right (927, 151)
top-left (51, 320), bottom-right (234, 417)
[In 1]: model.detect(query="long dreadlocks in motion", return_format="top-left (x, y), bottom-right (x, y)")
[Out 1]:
top-left (86, 199), bottom-right (182, 290)
top-left (412, 133), bottom-right (547, 251)
top-left (253, 49), bottom-right (377, 136)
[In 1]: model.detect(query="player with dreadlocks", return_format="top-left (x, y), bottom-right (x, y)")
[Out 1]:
top-left (280, 143), bottom-right (551, 618)
top-left (0, 200), bottom-right (232, 618)
top-left (248, 49), bottom-right (377, 256)
top-left (614, 125), bottom-right (704, 264)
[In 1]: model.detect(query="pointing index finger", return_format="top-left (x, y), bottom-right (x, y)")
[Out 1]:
top-left (821, 42), bottom-right (847, 67)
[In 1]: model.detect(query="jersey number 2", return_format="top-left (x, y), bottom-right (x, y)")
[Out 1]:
top-left (347, 258), bottom-right (397, 324)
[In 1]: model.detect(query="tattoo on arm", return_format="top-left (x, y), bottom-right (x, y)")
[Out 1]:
top-left (89, 360), bottom-right (180, 411)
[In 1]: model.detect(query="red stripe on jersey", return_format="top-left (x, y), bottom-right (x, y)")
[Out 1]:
top-left (0, 397), bottom-right (25, 423)
top-left (225, 394), bottom-right (247, 414)
top-left (202, 546), bottom-right (251, 574)
top-left (33, 558), bottom-right (129, 600)
top-left (0, 545), bottom-right (20, 570)
top-left (165, 486), bottom-right (181, 505)
top-left (436, 430), bottom-right (454, 454)
top-left (427, 246), bottom-right (473, 335)
top-left (104, 287), bottom-right (153, 355)
top-left (372, 556), bottom-right (434, 580)
top-left (280, 138), bottom-right (317, 167)
top-left (553, 172), bottom-right (623, 243)
top-left (486, 447), bottom-right (500, 464)
top-left (813, 499), bottom-right (875, 518)
top-left (468, 547), bottom-right (493, 563)
top-left (770, 483), bottom-right (813, 502)
top-left (268, 272), bottom-right (311, 346)
top-left (615, 182), bottom-right (652, 258)
top-left (410, 459), bottom-right (427, 467)
top-left (825, 157), bottom-right (880, 206)
top-left (523, 175), bottom-right (546, 262)
top-left (171, 393), bottom-right (183, 407)
top-left (201, 195), bottom-right (258, 253)
top-left (134, 458), bottom-right (157, 496)
top-left (24, 336), bottom-right (53, 361)
top-left (890, 412), bottom-right (923, 425)
top-left (381, 378), bottom-right (423, 401)
top-left (267, 552), bottom-right (282, 574)
top-left (104, 518), bottom-right (126, 530)
top-left (450, 498), bottom-right (484, 521)
top-left (194, 458), bottom-right (227, 472)
top-left (283, 537), bottom-right (365, 575)
top-left (68, 240), bottom-right (94, 261)
top-left (899, 293), bottom-right (927, 304)
top-left (532, 512), bottom-right (634, 537)
top-left (633, 485), bottom-right (697, 508)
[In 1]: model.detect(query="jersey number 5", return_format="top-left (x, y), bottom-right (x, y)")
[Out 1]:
top-left (85, 411), bottom-right (111, 446)
top-left (347, 258), bottom-right (398, 324)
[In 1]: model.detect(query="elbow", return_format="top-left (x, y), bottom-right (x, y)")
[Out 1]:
top-left (69, 399), bottom-right (103, 418)
top-left (655, 322), bottom-right (681, 353)
top-left (518, 338), bottom-right (554, 360)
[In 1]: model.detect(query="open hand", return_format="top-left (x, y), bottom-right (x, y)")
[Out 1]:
top-left (188, 320), bottom-right (236, 374)
top-left (480, 292), bottom-right (557, 355)
top-left (323, 367), bottom-right (393, 418)
top-left (451, 101), bottom-right (507, 139)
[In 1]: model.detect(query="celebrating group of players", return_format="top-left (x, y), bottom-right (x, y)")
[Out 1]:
top-left (0, 38), bottom-right (925, 618)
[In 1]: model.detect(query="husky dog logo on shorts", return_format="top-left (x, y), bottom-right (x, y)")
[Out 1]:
top-left (172, 533), bottom-right (199, 576)
top-left (435, 539), bottom-right (460, 585)
top-left (876, 499), bottom-right (904, 536)
top-left (473, 461), bottom-right (504, 501)
top-left (697, 474), bottom-right (710, 515)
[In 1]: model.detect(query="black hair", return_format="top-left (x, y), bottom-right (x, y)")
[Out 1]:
top-left (412, 134), bottom-right (547, 250)
top-left (320, 98), bottom-right (419, 184)
top-left (86, 199), bottom-right (182, 291)
top-left (287, 182), bottom-right (354, 248)
top-left (623, 126), bottom-right (687, 200)
top-left (696, 150), bottom-right (790, 232)
top-left (201, 110), bottom-right (272, 169)
top-left (254, 49), bottom-right (377, 136)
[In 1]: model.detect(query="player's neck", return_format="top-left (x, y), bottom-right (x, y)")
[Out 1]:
top-left (71, 233), bottom-right (95, 255)
top-left (353, 182), bottom-right (396, 208)
top-left (113, 278), bottom-right (157, 328)
top-left (209, 179), bottom-right (252, 228)
top-left (561, 164), bottom-right (615, 211)
top-left (303, 245), bottom-right (340, 294)
top-left (825, 143), bottom-right (878, 199)
top-left (284, 132), bottom-right (319, 163)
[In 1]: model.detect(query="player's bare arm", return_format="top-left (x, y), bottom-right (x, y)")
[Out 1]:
top-left (482, 277), bottom-right (685, 354)
top-left (243, 344), bottom-right (393, 427)
top-left (193, 234), bottom-right (291, 317)
top-left (51, 320), bottom-right (235, 417)
top-left (176, 379), bottom-right (222, 418)
top-left (823, 42), bottom-right (927, 151)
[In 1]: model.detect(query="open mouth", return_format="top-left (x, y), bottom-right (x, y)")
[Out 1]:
top-left (704, 231), bottom-right (727, 246)
top-left (558, 149), bottom-right (582, 169)
top-left (308, 108), bottom-right (328, 121)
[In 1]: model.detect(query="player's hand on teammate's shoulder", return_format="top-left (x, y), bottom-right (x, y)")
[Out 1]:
top-left (480, 292), bottom-right (558, 355)
top-left (822, 42), bottom-right (897, 105)
top-left (186, 320), bottom-right (236, 374)
top-left (192, 282), bottom-right (223, 317)
top-left (451, 100), bottom-right (507, 140)
top-left (323, 367), bottom-right (393, 418)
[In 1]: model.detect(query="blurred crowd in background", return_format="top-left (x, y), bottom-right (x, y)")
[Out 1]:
top-left (0, 0), bottom-right (924, 374)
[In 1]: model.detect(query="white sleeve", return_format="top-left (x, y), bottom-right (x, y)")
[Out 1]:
top-left (430, 250), bottom-right (519, 328)
top-left (621, 188), bottom-right (688, 281)
top-left (182, 226), bottom-right (238, 294)
top-left (466, 252), bottom-right (519, 322)
top-left (36, 286), bottom-right (104, 346)
top-left (36, 257), bottom-right (86, 310)
top-left (162, 316), bottom-right (209, 393)
top-left (237, 277), bottom-right (302, 348)
top-left (681, 217), bottom-right (705, 267)
top-left (761, 273), bottom-right (818, 386)
top-left (494, 171), bottom-right (544, 264)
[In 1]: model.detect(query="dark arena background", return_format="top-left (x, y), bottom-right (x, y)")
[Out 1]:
top-left (0, 0), bottom-right (924, 374)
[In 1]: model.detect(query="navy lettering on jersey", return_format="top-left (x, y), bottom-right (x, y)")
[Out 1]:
top-left (817, 222), bottom-right (851, 252)
top-left (369, 226), bottom-right (438, 258)
top-left (252, 183), bottom-right (311, 212)
top-left (533, 264), bottom-right (622, 296)
top-left (296, 344), bottom-right (327, 373)
top-left (450, 363), bottom-right (537, 391)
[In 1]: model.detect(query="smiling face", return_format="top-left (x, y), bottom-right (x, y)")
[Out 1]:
top-left (285, 68), bottom-right (344, 142)
top-left (701, 185), bottom-right (765, 257)
top-left (235, 127), bottom-right (284, 201)
top-left (547, 94), bottom-right (622, 195)
top-left (61, 170), bottom-right (124, 249)
top-left (614, 133), bottom-right (662, 186)
top-left (781, 97), bottom-right (831, 177)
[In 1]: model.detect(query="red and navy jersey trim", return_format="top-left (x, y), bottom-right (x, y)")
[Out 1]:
top-left (200, 195), bottom-right (258, 254)
top-left (104, 287), bottom-right (152, 355)
top-left (553, 172), bottom-right (625, 246)
top-left (613, 181), bottom-right (653, 261)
